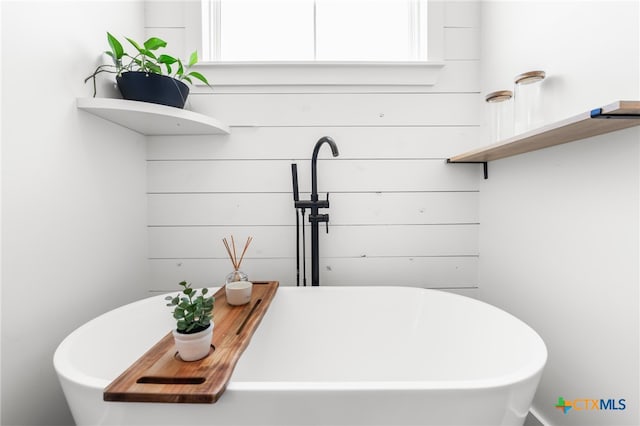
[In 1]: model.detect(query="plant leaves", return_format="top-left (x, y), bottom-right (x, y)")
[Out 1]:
top-left (145, 50), bottom-right (158, 60)
top-left (106, 32), bottom-right (124, 60)
top-left (145, 62), bottom-right (162, 74)
top-left (188, 50), bottom-right (198, 67)
top-left (168, 281), bottom-right (214, 332)
top-left (175, 59), bottom-right (184, 77)
top-left (125, 37), bottom-right (144, 54)
top-left (158, 54), bottom-right (177, 75)
top-left (144, 37), bottom-right (167, 51)
top-left (158, 54), bottom-right (177, 64)
top-left (187, 71), bottom-right (209, 85)
top-left (104, 51), bottom-right (121, 68)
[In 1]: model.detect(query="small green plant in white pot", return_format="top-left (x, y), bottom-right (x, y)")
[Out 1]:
top-left (165, 281), bottom-right (214, 361)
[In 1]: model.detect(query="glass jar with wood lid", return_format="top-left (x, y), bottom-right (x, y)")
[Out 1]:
top-left (514, 70), bottom-right (546, 134)
top-left (485, 90), bottom-right (513, 143)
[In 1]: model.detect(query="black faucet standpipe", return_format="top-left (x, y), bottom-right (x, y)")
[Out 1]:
top-left (291, 136), bottom-right (339, 286)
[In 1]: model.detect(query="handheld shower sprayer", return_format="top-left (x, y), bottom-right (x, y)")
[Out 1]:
top-left (291, 164), bottom-right (305, 286)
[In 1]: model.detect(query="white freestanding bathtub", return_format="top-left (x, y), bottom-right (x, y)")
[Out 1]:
top-left (54, 286), bottom-right (546, 426)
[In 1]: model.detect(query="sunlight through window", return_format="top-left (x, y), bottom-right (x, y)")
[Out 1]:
top-left (203, 0), bottom-right (428, 62)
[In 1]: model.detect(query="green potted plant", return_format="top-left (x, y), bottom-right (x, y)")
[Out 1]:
top-left (85, 32), bottom-right (210, 109)
top-left (165, 280), bottom-right (215, 361)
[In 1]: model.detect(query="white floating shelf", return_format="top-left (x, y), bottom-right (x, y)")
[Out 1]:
top-left (76, 98), bottom-right (230, 136)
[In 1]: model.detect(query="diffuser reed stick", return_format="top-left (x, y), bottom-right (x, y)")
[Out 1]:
top-left (222, 235), bottom-right (253, 271)
top-left (237, 236), bottom-right (253, 268)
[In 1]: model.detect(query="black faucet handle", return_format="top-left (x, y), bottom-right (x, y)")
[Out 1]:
top-left (325, 193), bottom-right (330, 233)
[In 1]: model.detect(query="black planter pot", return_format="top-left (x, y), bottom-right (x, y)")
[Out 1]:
top-left (116, 71), bottom-right (190, 109)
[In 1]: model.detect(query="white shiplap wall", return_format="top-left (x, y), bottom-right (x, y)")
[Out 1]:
top-left (145, 1), bottom-right (481, 293)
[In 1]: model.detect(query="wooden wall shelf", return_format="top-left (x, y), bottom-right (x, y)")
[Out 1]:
top-left (77, 98), bottom-right (230, 136)
top-left (448, 100), bottom-right (640, 166)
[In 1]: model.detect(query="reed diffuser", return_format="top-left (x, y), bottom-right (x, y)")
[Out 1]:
top-left (222, 235), bottom-right (252, 284)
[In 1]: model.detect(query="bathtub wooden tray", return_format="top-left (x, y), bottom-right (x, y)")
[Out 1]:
top-left (103, 280), bottom-right (279, 403)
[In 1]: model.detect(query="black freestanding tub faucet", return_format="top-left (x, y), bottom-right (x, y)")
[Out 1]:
top-left (291, 137), bottom-right (339, 286)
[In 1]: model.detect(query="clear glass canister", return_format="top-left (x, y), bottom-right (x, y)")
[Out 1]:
top-left (485, 90), bottom-right (513, 143)
top-left (513, 70), bottom-right (546, 134)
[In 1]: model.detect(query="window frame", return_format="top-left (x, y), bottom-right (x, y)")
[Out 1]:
top-left (183, 0), bottom-right (445, 89)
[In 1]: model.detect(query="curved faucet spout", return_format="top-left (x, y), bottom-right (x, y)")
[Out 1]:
top-left (311, 136), bottom-right (339, 200)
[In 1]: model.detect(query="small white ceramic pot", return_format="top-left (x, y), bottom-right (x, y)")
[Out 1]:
top-left (172, 323), bottom-right (213, 361)
top-left (225, 281), bottom-right (253, 306)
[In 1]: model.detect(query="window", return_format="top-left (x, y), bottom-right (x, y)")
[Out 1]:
top-left (202, 0), bottom-right (429, 62)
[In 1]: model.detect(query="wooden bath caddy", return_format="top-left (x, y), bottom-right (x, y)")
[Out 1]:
top-left (103, 281), bottom-right (279, 403)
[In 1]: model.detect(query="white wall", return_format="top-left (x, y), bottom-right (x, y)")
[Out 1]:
top-left (479, 2), bottom-right (639, 426)
top-left (145, 1), bottom-right (483, 294)
top-left (1, 1), bottom-right (148, 425)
